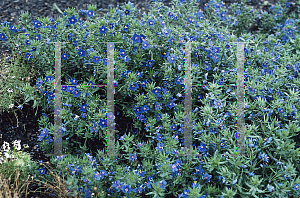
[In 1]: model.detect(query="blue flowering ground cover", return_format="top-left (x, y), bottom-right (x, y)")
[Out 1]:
top-left (1, 0), bottom-right (300, 197)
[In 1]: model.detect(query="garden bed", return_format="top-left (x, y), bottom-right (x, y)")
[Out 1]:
top-left (0, 0), bottom-right (300, 197)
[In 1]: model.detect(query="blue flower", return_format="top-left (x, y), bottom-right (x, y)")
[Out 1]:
top-left (125, 9), bottom-right (130, 15)
top-left (134, 106), bottom-right (142, 114)
top-left (156, 133), bottom-right (165, 142)
top-left (187, 16), bottom-right (193, 23)
top-left (209, 127), bottom-right (218, 135)
top-left (193, 50), bottom-right (199, 57)
top-left (107, 112), bottom-right (115, 121)
top-left (129, 82), bottom-right (139, 91)
top-left (38, 168), bottom-right (46, 174)
top-left (73, 165), bottom-right (82, 175)
top-left (9, 25), bottom-right (18, 33)
top-left (120, 49), bottom-right (125, 57)
top-left (142, 105), bottom-right (149, 113)
top-left (17, 105), bottom-right (23, 110)
top-left (0, 32), bottom-right (8, 41)
top-left (61, 53), bottom-right (68, 60)
top-left (121, 185), bottom-right (131, 194)
top-left (167, 11), bottom-right (174, 18)
top-left (67, 32), bottom-right (73, 40)
top-left (131, 33), bottom-right (141, 43)
top-left (92, 56), bottom-right (101, 64)
top-left (88, 80), bottom-right (94, 88)
top-left (77, 49), bottom-right (86, 57)
top-left (167, 54), bottom-right (177, 63)
top-left (124, 24), bottom-right (129, 32)
top-left (162, 28), bottom-right (171, 37)
top-left (191, 181), bottom-right (199, 188)
top-left (264, 137), bottom-right (272, 145)
top-left (86, 10), bottom-right (94, 17)
top-left (141, 41), bottom-right (149, 49)
top-left (39, 128), bottom-right (48, 137)
top-left (79, 104), bottom-right (87, 112)
top-left (139, 114), bottom-right (146, 123)
top-left (174, 76), bottom-right (183, 85)
top-left (152, 88), bottom-right (161, 96)
top-left (293, 184), bottom-right (300, 190)
top-left (112, 180), bottom-right (123, 192)
top-left (207, 51), bottom-right (214, 59)
top-left (25, 52), bottom-right (33, 60)
top-left (284, 173), bottom-right (292, 180)
top-left (214, 2), bottom-right (221, 9)
top-left (1, 21), bottom-right (10, 27)
top-left (32, 20), bottom-right (42, 28)
top-left (194, 165), bottom-right (203, 175)
top-left (84, 187), bottom-right (92, 197)
top-left (45, 76), bottom-right (52, 82)
top-left (25, 39), bottom-right (31, 45)
top-left (147, 176), bottom-right (153, 183)
top-left (68, 16), bottom-right (77, 24)
top-left (196, 94), bottom-right (202, 100)
top-left (137, 169), bottom-right (145, 177)
top-left (136, 70), bottom-right (143, 78)
top-left (219, 11), bottom-right (226, 20)
top-left (98, 118), bottom-right (107, 128)
top-left (198, 143), bottom-right (206, 153)
top-left (202, 173), bottom-right (212, 183)
top-left (146, 60), bottom-right (155, 67)
top-left (155, 143), bottom-right (164, 152)
top-left (70, 78), bottom-right (78, 85)
top-left (72, 40), bottom-right (78, 47)
top-left (103, 58), bottom-right (109, 65)
top-left (213, 55), bottom-right (220, 63)
top-left (100, 170), bottom-right (107, 178)
top-left (156, 180), bottom-right (167, 190)
top-left (72, 89), bottom-right (81, 97)
top-left (155, 102), bottom-right (162, 110)
top-left (48, 91), bottom-right (55, 100)
top-left (262, 61), bottom-right (269, 68)
top-left (99, 26), bottom-right (108, 35)
top-left (182, 189), bottom-right (190, 197)
top-left (170, 124), bottom-right (177, 131)
top-left (147, 19), bottom-right (155, 27)
top-left (235, 132), bottom-right (241, 139)
top-left (267, 184), bottom-right (275, 192)
top-left (204, 63), bottom-right (211, 71)
top-left (129, 153), bottom-right (137, 162)
top-left (89, 124), bottom-right (97, 133)
top-left (214, 99), bottom-right (222, 109)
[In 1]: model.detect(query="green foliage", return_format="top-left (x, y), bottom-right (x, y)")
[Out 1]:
top-left (0, 0), bottom-right (300, 197)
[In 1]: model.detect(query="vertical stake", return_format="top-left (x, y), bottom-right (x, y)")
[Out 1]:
top-left (54, 41), bottom-right (62, 156)
top-left (184, 41), bottom-right (193, 156)
top-left (107, 42), bottom-right (115, 157)
top-left (236, 42), bottom-right (246, 156)
top-left (99, 41), bottom-right (122, 157)
top-left (46, 41), bottom-right (70, 158)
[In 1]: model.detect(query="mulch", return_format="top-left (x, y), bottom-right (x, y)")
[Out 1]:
top-left (0, 0), bottom-right (298, 197)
